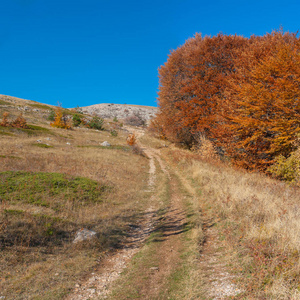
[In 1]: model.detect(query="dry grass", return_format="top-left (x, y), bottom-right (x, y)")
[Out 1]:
top-left (192, 133), bottom-right (220, 162)
top-left (167, 146), bottom-right (300, 299)
top-left (0, 102), bottom-right (150, 299)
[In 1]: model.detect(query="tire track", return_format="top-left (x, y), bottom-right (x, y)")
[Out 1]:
top-left (66, 138), bottom-right (160, 300)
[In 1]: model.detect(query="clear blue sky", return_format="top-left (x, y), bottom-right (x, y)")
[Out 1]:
top-left (1, 0), bottom-right (299, 107)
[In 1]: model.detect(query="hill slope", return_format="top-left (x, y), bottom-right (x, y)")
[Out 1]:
top-left (78, 103), bottom-right (157, 122)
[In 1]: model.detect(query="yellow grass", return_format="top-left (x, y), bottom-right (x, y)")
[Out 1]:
top-left (167, 146), bottom-right (300, 298)
top-left (0, 102), bottom-right (151, 299)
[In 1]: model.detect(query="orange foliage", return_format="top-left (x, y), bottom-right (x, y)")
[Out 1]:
top-left (155, 30), bottom-right (300, 172)
top-left (157, 33), bottom-right (247, 146)
top-left (0, 112), bottom-right (28, 128)
top-left (50, 107), bottom-right (71, 129)
top-left (0, 112), bottom-right (10, 127)
top-left (10, 113), bottom-right (29, 129)
top-left (126, 134), bottom-right (136, 146)
top-left (223, 32), bottom-right (300, 171)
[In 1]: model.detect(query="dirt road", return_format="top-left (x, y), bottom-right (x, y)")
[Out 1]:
top-left (67, 128), bottom-right (241, 300)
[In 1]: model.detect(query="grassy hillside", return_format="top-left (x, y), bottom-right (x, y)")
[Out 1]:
top-left (157, 145), bottom-right (300, 299)
top-left (0, 96), bottom-right (151, 299)
top-left (1, 95), bottom-right (300, 299)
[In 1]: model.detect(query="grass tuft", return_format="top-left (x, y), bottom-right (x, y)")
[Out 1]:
top-left (28, 103), bottom-right (52, 110)
top-left (32, 143), bottom-right (53, 148)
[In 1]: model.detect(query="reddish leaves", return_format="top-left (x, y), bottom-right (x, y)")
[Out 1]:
top-left (155, 30), bottom-right (300, 172)
top-left (0, 112), bottom-right (29, 129)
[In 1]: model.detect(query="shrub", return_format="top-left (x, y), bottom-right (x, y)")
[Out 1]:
top-left (113, 116), bottom-right (118, 122)
top-left (193, 133), bottom-right (219, 162)
top-left (50, 107), bottom-right (71, 129)
top-left (110, 130), bottom-right (118, 137)
top-left (0, 112), bottom-right (29, 129)
top-left (124, 113), bottom-right (145, 127)
top-left (72, 114), bottom-right (83, 127)
top-left (126, 133), bottom-right (136, 146)
top-left (47, 109), bottom-right (55, 121)
top-left (10, 113), bottom-right (29, 129)
top-left (269, 151), bottom-right (300, 184)
top-left (148, 118), bottom-right (167, 140)
top-left (88, 115), bottom-right (104, 130)
top-left (0, 112), bottom-right (10, 127)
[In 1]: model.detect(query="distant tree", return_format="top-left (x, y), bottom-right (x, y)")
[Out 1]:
top-left (50, 107), bottom-right (71, 129)
top-left (72, 114), bottom-right (82, 127)
top-left (88, 115), bottom-right (104, 130)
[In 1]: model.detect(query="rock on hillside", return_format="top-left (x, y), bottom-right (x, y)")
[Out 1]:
top-left (78, 103), bottom-right (158, 122)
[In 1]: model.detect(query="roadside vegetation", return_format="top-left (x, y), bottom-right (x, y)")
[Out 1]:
top-left (153, 29), bottom-right (300, 174)
top-left (156, 142), bottom-right (300, 299)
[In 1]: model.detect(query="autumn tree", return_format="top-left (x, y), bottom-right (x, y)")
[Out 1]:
top-left (224, 37), bottom-right (300, 170)
top-left (50, 106), bottom-right (71, 129)
top-left (156, 33), bottom-right (247, 147)
top-left (155, 29), bottom-right (300, 173)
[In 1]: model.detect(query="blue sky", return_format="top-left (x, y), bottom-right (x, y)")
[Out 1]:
top-left (0, 0), bottom-right (299, 107)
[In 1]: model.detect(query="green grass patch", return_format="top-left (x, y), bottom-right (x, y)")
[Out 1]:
top-left (0, 130), bottom-right (14, 136)
top-left (0, 171), bottom-right (109, 210)
top-left (0, 124), bottom-right (51, 136)
top-left (28, 103), bottom-right (52, 110)
top-left (4, 209), bottom-right (24, 215)
top-left (27, 124), bottom-right (50, 131)
top-left (0, 155), bottom-right (21, 159)
top-left (11, 124), bottom-right (53, 136)
top-left (0, 99), bottom-right (11, 105)
top-left (32, 143), bottom-right (53, 148)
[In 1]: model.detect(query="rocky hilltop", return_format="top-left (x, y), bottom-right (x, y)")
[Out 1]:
top-left (79, 103), bottom-right (158, 121)
top-left (0, 94), bottom-right (158, 123)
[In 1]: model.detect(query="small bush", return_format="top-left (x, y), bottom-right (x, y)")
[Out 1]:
top-left (88, 115), bottom-right (104, 130)
top-left (113, 116), bottom-right (118, 122)
top-left (269, 136), bottom-right (300, 184)
top-left (47, 109), bottom-right (55, 121)
top-left (148, 118), bottom-right (167, 140)
top-left (193, 133), bottom-right (219, 162)
top-left (0, 112), bottom-right (10, 127)
top-left (127, 133), bottom-right (136, 146)
top-left (124, 113), bottom-right (145, 127)
top-left (72, 114), bottom-right (83, 127)
top-left (50, 107), bottom-right (71, 129)
top-left (10, 113), bottom-right (29, 129)
top-left (110, 130), bottom-right (118, 137)
top-left (269, 152), bottom-right (300, 184)
top-left (0, 112), bottom-right (29, 129)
